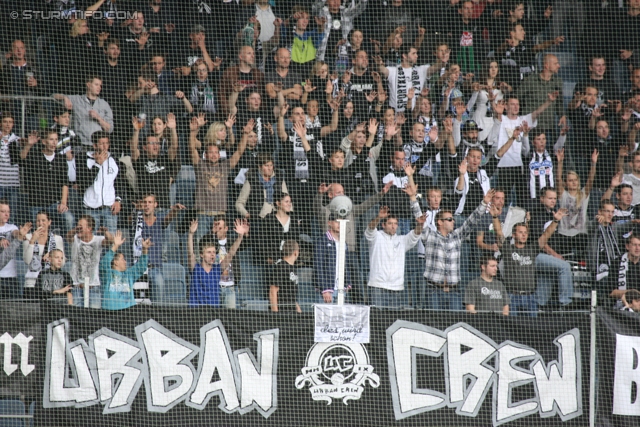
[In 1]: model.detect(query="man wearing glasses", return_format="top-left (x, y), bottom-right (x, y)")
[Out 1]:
top-left (420, 188), bottom-right (495, 311)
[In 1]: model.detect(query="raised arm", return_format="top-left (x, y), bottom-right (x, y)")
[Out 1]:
top-left (130, 116), bottom-right (144, 161)
top-left (538, 209), bottom-right (567, 258)
top-left (187, 219), bottom-right (198, 272)
top-left (556, 148), bottom-right (565, 196)
top-left (277, 103), bottom-right (289, 141)
top-left (531, 91), bottom-right (559, 122)
top-left (583, 149), bottom-right (599, 197)
top-left (166, 113), bottom-right (178, 161)
top-left (320, 98), bottom-right (341, 137)
top-left (220, 220), bottom-right (249, 271)
top-left (229, 119), bottom-right (253, 169)
top-left (188, 114), bottom-right (206, 165)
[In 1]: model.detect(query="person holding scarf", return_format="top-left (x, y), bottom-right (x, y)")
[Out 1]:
top-left (23, 211), bottom-right (64, 300)
top-left (609, 234), bottom-right (640, 308)
top-left (374, 45), bottom-right (428, 113)
top-left (589, 199), bottom-right (633, 297)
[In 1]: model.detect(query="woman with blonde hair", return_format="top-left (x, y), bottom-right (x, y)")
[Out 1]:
top-left (191, 114), bottom-right (237, 160)
top-left (555, 147), bottom-right (599, 257)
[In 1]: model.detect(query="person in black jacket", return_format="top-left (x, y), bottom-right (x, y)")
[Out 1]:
top-left (254, 191), bottom-right (304, 266)
top-left (18, 129), bottom-right (74, 234)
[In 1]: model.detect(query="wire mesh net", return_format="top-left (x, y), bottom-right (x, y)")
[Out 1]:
top-left (0, 0), bottom-right (638, 426)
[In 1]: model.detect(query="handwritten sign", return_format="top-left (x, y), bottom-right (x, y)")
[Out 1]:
top-left (314, 304), bottom-right (370, 343)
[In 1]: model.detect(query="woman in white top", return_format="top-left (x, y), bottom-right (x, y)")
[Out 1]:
top-left (468, 61), bottom-right (511, 141)
top-left (555, 148), bottom-right (598, 257)
top-left (23, 211), bottom-right (65, 300)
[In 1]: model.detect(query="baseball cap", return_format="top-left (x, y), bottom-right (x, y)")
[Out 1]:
top-left (462, 120), bottom-right (483, 133)
top-left (191, 24), bottom-right (206, 34)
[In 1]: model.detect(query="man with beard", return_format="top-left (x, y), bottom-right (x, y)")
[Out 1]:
top-left (220, 46), bottom-right (264, 117)
top-left (453, 119), bottom-right (500, 158)
top-left (342, 50), bottom-right (385, 119)
top-left (375, 45), bottom-right (429, 113)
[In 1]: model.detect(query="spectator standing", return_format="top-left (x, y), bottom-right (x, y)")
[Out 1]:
top-left (0, 113), bottom-right (22, 221)
top-left (36, 248), bottom-right (73, 304)
top-left (23, 212), bottom-right (64, 301)
top-left (622, 152), bottom-right (640, 205)
top-left (315, 215), bottom-right (352, 304)
top-left (76, 132), bottom-right (124, 234)
top-left (465, 256), bottom-right (510, 315)
top-left (609, 234), bottom-right (640, 305)
top-left (269, 240), bottom-right (302, 313)
top-left (312, 0), bottom-right (368, 64)
top-left (0, 201), bottom-right (24, 299)
top-left (365, 206), bottom-right (423, 308)
top-left (100, 230), bottom-right (150, 311)
top-left (220, 46), bottom-right (265, 117)
top-left (54, 76), bottom-right (114, 147)
top-left (374, 46), bottom-right (429, 113)
top-left (187, 219), bottom-right (248, 307)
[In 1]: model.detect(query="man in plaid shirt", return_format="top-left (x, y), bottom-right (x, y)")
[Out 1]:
top-left (421, 188), bottom-right (495, 310)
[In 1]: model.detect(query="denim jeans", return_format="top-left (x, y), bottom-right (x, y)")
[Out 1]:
top-left (220, 286), bottom-right (236, 309)
top-left (71, 286), bottom-right (102, 309)
top-left (509, 294), bottom-right (538, 317)
top-left (369, 287), bottom-right (403, 309)
top-left (424, 284), bottom-right (464, 311)
top-left (84, 207), bottom-right (118, 234)
top-left (535, 253), bottom-right (573, 306)
top-left (148, 267), bottom-right (166, 304)
top-left (0, 187), bottom-right (21, 224)
top-left (32, 204), bottom-right (74, 234)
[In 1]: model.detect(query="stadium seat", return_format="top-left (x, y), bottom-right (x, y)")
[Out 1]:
top-left (163, 263), bottom-right (187, 305)
top-left (0, 399), bottom-right (25, 427)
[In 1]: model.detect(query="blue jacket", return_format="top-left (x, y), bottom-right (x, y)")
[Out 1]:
top-left (100, 250), bottom-right (148, 310)
top-left (314, 233), bottom-right (351, 293)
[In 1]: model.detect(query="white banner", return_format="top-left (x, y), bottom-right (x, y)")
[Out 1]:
top-left (314, 305), bottom-right (370, 343)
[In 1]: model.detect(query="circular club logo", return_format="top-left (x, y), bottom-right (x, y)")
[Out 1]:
top-left (295, 342), bottom-right (379, 405)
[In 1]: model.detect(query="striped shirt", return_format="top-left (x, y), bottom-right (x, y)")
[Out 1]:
top-left (422, 201), bottom-right (488, 285)
top-left (0, 134), bottom-right (20, 187)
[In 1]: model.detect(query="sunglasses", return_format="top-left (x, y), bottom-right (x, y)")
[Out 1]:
top-left (440, 217), bottom-right (454, 222)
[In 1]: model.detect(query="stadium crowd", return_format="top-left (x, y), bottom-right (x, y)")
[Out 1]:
top-left (0, 0), bottom-right (640, 314)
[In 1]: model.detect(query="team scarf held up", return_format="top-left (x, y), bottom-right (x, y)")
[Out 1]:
top-left (529, 150), bottom-right (554, 199)
top-left (396, 65), bottom-right (420, 111)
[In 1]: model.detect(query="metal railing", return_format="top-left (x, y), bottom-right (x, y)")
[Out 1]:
top-left (0, 95), bottom-right (59, 138)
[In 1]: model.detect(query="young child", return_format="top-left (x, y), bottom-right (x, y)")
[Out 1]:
top-left (36, 248), bottom-right (73, 304)
top-left (100, 230), bottom-right (151, 310)
top-left (187, 218), bottom-right (248, 307)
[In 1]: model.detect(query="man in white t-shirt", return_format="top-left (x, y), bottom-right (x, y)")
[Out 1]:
top-left (375, 45), bottom-right (430, 113)
top-left (66, 215), bottom-right (113, 308)
top-left (623, 151), bottom-right (640, 205)
top-left (0, 200), bottom-right (20, 299)
top-left (494, 93), bottom-right (558, 204)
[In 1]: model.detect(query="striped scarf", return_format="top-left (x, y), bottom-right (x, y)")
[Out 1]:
top-left (396, 65), bottom-right (420, 111)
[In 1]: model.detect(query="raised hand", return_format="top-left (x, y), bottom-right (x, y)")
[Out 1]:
top-left (553, 208), bottom-right (568, 222)
top-left (395, 113), bottom-right (406, 126)
top-left (112, 230), bottom-right (125, 248)
top-left (325, 79), bottom-right (334, 94)
top-left (234, 219), bottom-right (250, 236)
top-left (407, 87), bottom-right (415, 100)
top-left (378, 206), bottom-right (390, 219)
top-left (377, 91), bottom-right (387, 103)
top-left (489, 203), bottom-right (502, 217)
top-left (280, 103), bottom-right (289, 118)
top-left (27, 131), bottom-right (39, 146)
top-left (428, 126), bottom-right (438, 141)
top-left (385, 122), bottom-right (398, 137)
top-left (459, 158), bottom-right (468, 175)
top-left (243, 118), bottom-right (255, 134)
top-left (591, 148), bottom-right (599, 164)
top-left (355, 122), bottom-right (366, 132)
top-left (318, 183), bottom-right (330, 194)
top-left (548, 91), bottom-right (560, 102)
top-left (196, 113), bottom-right (207, 128)
top-left (293, 121), bottom-right (307, 137)
top-left (225, 113), bottom-right (236, 128)
top-left (493, 100), bottom-right (506, 116)
top-left (365, 91), bottom-right (378, 102)
top-left (232, 83), bottom-right (247, 93)
top-left (556, 147), bottom-right (565, 162)
top-left (189, 219), bottom-right (199, 235)
top-left (141, 238), bottom-right (153, 250)
top-left (401, 182), bottom-right (418, 197)
top-left (303, 80), bottom-right (316, 93)
top-left (403, 162), bottom-right (416, 176)
top-left (18, 222), bottom-right (32, 241)
top-left (483, 188), bottom-right (496, 206)
top-left (166, 113), bottom-right (176, 129)
top-left (371, 71), bottom-right (381, 84)
top-left (175, 91), bottom-right (185, 99)
top-left (611, 171), bottom-right (623, 188)
top-left (368, 118), bottom-right (379, 135)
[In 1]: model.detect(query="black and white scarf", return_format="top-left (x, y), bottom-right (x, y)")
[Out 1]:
top-left (25, 231), bottom-right (56, 284)
top-left (529, 150), bottom-right (554, 199)
top-left (396, 65), bottom-right (420, 111)
top-left (191, 80), bottom-right (216, 114)
top-left (290, 129), bottom-right (309, 181)
top-left (618, 252), bottom-right (630, 291)
top-left (133, 211), bottom-right (145, 265)
top-left (193, 0), bottom-right (212, 14)
top-left (595, 225), bottom-right (621, 281)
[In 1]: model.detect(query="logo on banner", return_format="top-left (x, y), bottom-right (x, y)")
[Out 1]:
top-left (295, 342), bottom-right (379, 405)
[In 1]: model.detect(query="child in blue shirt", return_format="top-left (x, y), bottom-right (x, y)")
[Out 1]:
top-left (100, 230), bottom-right (151, 310)
top-left (187, 218), bottom-right (248, 307)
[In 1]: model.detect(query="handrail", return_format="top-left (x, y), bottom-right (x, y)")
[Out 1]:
top-left (0, 95), bottom-right (60, 137)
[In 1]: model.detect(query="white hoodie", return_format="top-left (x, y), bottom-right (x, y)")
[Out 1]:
top-left (365, 227), bottom-right (420, 291)
top-left (83, 152), bottom-right (120, 209)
